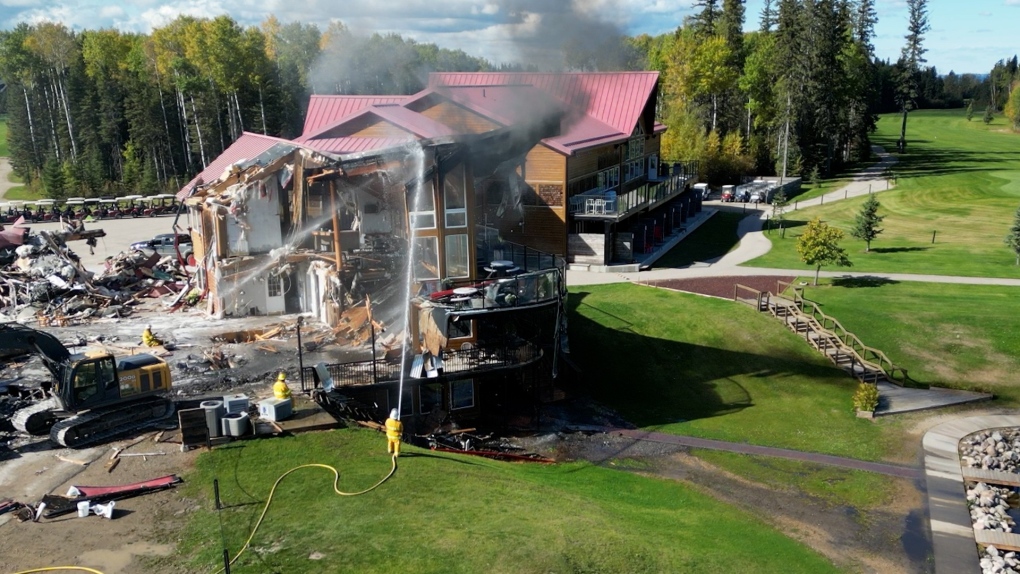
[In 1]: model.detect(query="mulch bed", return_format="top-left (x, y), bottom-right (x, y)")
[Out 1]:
top-left (641, 275), bottom-right (797, 300)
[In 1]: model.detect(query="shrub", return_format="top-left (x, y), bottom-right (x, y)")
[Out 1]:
top-left (852, 382), bottom-right (879, 412)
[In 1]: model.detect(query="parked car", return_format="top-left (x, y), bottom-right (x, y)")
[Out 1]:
top-left (131, 233), bottom-right (193, 262)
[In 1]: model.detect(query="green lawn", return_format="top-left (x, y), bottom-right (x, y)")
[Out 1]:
top-left (745, 109), bottom-right (1020, 278)
top-left (692, 449), bottom-right (894, 510)
top-left (569, 283), bottom-right (898, 461)
top-left (787, 279), bottom-right (1020, 403)
top-left (176, 430), bottom-right (842, 574)
top-left (0, 116), bottom-right (8, 157)
top-left (653, 210), bottom-right (743, 268)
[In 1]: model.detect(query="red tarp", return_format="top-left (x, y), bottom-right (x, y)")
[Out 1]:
top-left (73, 474), bottom-right (182, 497)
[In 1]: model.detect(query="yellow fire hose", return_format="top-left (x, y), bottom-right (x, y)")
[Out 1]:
top-left (12, 454), bottom-right (399, 574)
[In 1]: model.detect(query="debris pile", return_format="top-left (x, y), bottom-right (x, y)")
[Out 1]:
top-left (961, 430), bottom-right (1020, 471)
top-left (0, 226), bottom-right (191, 324)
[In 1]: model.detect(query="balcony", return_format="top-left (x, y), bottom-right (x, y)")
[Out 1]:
top-left (299, 340), bottom-right (543, 389)
top-left (568, 160), bottom-right (698, 220)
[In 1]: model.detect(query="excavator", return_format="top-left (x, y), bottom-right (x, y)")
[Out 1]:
top-left (1, 322), bottom-right (175, 448)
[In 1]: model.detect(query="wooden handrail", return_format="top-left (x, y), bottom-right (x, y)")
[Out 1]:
top-left (794, 296), bottom-right (917, 386)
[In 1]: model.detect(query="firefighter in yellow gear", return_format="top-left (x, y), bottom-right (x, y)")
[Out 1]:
top-left (141, 324), bottom-right (163, 347)
top-left (385, 408), bottom-right (403, 456)
top-left (273, 372), bottom-right (292, 401)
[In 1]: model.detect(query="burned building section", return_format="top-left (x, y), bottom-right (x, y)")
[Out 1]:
top-left (180, 104), bottom-right (568, 433)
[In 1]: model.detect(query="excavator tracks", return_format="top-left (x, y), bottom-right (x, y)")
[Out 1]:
top-left (50, 397), bottom-right (176, 448)
top-left (11, 398), bottom-right (60, 435)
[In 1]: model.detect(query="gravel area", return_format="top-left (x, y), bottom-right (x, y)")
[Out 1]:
top-left (642, 275), bottom-right (797, 300)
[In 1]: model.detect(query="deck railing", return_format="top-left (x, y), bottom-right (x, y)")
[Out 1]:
top-left (300, 340), bottom-right (543, 390)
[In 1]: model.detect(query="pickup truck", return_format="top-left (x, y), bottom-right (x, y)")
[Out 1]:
top-left (130, 233), bottom-right (194, 263)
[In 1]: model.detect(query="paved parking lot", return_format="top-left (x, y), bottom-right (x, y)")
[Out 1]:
top-left (20, 214), bottom-right (183, 272)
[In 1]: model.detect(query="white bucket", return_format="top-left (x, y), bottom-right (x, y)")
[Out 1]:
top-left (77, 500), bottom-right (91, 518)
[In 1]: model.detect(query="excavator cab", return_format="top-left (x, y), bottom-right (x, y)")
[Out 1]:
top-left (56, 352), bottom-right (170, 413)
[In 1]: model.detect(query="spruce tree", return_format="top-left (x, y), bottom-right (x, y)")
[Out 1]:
top-left (850, 194), bottom-right (884, 252)
top-left (983, 106), bottom-right (994, 125)
top-left (896, 0), bottom-right (929, 152)
top-left (1005, 206), bottom-right (1020, 266)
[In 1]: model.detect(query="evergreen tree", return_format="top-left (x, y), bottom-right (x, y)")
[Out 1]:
top-left (850, 194), bottom-right (884, 251)
top-left (41, 155), bottom-right (65, 199)
top-left (966, 99), bottom-right (974, 121)
top-left (983, 106), bottom-right (994, 125)
top-left (692, 0), bottom-right (721, 38)
top-left (759, 0), bottom-right (776, 32)
top-left (1005, 206), bottom-right (1020, 266)
top-left (796, 217), bottom-right (852, 285)
top-left (896, 0), bottom-right (929, 152)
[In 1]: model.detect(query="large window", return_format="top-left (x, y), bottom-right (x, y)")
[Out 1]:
top-left (413, 236), bottom-right (439, 281)
top-left (445, 234), bottom-right (469, 278)
top-left (450, 379), bottom-right (474, 410)
top-left (420, 383), bottom-right (443, 415)
top-left (444, 166), bottom-right (467, 228)
top-left (597, 166), bottom-right (619, 191)
top-left (409, 180), bottom-right (436, 230)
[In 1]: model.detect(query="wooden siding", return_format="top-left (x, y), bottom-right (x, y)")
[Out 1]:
top-left (525, 144), bottom-right (566, 184)
top-left (567, 143), bottom-right (617, 181)
top-left (420, 101), bottom-right (498, 134)
top-left (646, 134), bottom-right (661, 156)
top-left (520, 205), bottom-right (567, 257)
top-left (352, 119), bottom-right (414, 139)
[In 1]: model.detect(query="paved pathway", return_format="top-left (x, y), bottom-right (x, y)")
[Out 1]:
top-left (611, 427), bottom-right (922, 479)
top-left (921, 415), bottom-right (1020, 574)
top-left (0, 157), bottom-right (16, 201)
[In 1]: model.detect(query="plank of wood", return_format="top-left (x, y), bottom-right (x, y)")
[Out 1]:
top-left (974, 529), bottom-right (1020, 551)
top-left (962, 467), bottom-right (1020, 487)
top-left (356, 420), bottom-right (385, 432)
top-left (105, 458), bottom-right (120, 473)
top-left (55, 455), bottom-right (89, 466)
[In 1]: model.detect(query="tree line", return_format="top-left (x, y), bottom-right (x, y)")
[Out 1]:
top-left (0, 17), bottom-right (505, 198)
top-left (0, 3), bottom-right (1015, 198)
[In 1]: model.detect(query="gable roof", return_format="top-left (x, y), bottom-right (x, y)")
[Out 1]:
top-left (429, 72), bottom-right (660, 151)
top-left (303, 95), bottom-right (408, 136)
top-left (177, 132), bottom-right (294, 199)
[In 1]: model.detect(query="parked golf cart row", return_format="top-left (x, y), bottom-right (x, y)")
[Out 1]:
top-left (0, 194), bottom-right (181, 224)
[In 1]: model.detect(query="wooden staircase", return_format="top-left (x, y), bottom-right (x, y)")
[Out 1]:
top-left (734, 282), bottom-right (920, 389)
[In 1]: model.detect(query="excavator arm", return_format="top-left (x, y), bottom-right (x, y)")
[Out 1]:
top-left (0, 322), bottom-right (72, 383)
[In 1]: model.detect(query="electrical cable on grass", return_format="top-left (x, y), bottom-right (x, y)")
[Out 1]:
top-left (215, 455), bottom-right (399, 573)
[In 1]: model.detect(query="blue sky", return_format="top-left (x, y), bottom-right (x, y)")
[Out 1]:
top-left (0, 0), bottom-right (1014, 75)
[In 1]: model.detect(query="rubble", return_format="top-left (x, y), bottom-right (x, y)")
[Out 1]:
top-left (961, 430), bottom-right (1020, 472)
top-left (0, 222), bottom-right (194, 324)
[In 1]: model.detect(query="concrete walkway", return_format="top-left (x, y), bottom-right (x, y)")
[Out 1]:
top-left (922, 415), bottom-right (1020, 574)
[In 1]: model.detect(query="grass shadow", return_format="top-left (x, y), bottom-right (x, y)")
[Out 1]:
top-left (869, 247), bottom-right (931, 254)
top-left (566, 290), bottom-right (850, 427)
top-left (653, 211), bottom-right (743, 269)
top-left (831, 276), bottom-right (900, 288)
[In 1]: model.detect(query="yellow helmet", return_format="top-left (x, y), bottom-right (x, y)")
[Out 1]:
top-left (277, 372), bottom-right (287, 381)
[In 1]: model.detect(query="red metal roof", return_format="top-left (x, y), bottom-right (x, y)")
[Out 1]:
top-left (177, 132), bottom-right (293, 199)
top-left (299, 136), bottom-right (415, 155)
top-left (303, 95), bottom-right (408, 136)
top-left (406, 85), bottom-right (562, 129)
top-left (429, 72), bottom-right (659, 138)
top-left (299, 104), bottom-right (455, 143)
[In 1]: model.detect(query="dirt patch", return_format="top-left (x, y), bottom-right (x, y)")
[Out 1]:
top-left (530, 431), bottom-right (932, 574)
top-left (643, 275), bottom-right (797, 300)
top-left (0, 431), bottom-right (199, 574)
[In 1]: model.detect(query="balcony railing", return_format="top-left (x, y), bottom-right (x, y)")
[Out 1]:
top-left (300, 340), bottom-right (543, 390)
top-left (568, 160), bottom-right (699, 218)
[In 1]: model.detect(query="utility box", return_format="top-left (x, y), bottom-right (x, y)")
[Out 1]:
top-left (258, 397), bottom-right (293, 422)
top-left (222, 394), bottom-right (250, 415)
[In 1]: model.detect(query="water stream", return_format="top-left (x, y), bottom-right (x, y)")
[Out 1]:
top-left (396, 144), bottom-right (426, 419)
